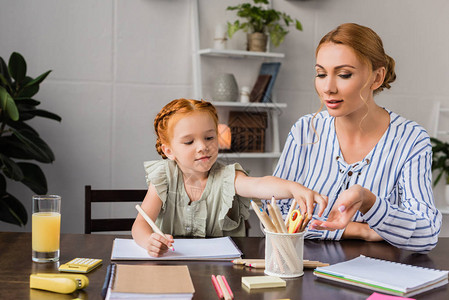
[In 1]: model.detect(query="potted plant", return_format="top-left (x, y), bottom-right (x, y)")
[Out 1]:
top-left (430, 137), bottom-right (449, 205)
top-left (227, 0), bottom-right (303, 52)
top-left (0, 52), bottom-right (61, 226)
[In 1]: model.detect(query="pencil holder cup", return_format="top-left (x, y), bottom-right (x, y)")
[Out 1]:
top-left (264, 230), bottom-right (305, 278)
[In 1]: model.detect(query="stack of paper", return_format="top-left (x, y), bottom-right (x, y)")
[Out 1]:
top-left (314, 255), bottom-right (448, 297)
top-left (106, 264), bottom-right (194, 299)
top-left (111, 237), bottom-right (242, 261)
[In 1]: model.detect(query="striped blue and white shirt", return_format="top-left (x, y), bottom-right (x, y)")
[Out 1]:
top-left (272, 109), bottom-right (442, 252)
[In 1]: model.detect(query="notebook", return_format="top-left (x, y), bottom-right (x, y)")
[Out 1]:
top-left (241, 276), bottom-right (286, 289)
top-left (314, 255), bottom-right (449, 297)
top-left (105, 264), bottom-right (195, 299)
top-left (111, 237), bottom-right (242, 261)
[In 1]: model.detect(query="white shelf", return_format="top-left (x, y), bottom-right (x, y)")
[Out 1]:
top-left (211, 101), bottom-right (287, 109)
top-left (198, 48), bottom-right (285, 59)
top-left (218, 152), bottom-right (282, 159)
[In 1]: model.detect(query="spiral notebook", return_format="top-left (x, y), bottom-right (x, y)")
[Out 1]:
top-left (314, 255), bottom-right (448, 297)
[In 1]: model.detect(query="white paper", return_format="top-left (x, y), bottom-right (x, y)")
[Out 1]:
top-left (111, 237), bottom-right (242, 260)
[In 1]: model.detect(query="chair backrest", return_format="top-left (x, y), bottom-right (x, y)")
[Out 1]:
top-left (84, 185), bottom-right (147, 234)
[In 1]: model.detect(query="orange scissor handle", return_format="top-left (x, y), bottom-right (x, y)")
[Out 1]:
top-left (288, 209), bottom-right (303, 233)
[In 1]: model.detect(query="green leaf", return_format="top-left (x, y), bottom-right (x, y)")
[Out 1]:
top-left (0, 57), bottom-right (12, 85)
top-left (4, 120), bottom-right (39, 136)
top-left (17, 162), bottom-right (47, 194)
top-left (9, 52), bottom-right (27, 83)
top-left (0, 135), bottom-right (40, 160)
top-left (295, 20), bottom-right (303, 31)
top-left (227, 20), bottom-right (242, 38)
top-left (0, 193), bottom-right (28, 226)
top-left (0, 153), bottom-right (24, 181)
top-left (11, 129), bottom-right (55, 163)
top-left (0, 86), bottom-right (19, 121)
top-left (0, 174), bottom-right (6, 193)
top-left (0, 86), bottom-right (6, 109)
top-left (23, 109), bottom-right (62, 122)
top-left (24, 70), bottom-right (51, 88)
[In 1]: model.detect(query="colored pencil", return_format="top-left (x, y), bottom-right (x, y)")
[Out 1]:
top-left (211, 275), bottom-right (223, 299)
top-left (221, 275), bottom-right (234, 299)
top-left (216, 275), bottom-right (232, 300)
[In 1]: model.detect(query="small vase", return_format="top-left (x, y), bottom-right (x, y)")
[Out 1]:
top-left (212, 73), bottom-right (239, 102)
top-left (247, 32), bottom-right (268, 52)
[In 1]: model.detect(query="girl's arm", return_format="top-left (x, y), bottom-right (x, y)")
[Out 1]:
top-left (131, 183), bottom-right (174, 257)
top-left (234, 171), bottom-right (328, 217)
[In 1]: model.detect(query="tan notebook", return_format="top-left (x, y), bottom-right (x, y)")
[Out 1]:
top-left (107, 264), bottom-right (195, 299)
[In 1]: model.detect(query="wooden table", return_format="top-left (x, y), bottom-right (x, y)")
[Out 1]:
top-left (1, 232), bottom-right (448, 299)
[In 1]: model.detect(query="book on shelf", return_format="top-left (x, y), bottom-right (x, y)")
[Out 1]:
top-left (111, 237), bottom-right (242, 261)
top-left (259, 62), bottom-right (281, 103)
top-left (105, 264), bottom-right (195, 300)
top-left (250, 74), bottom-right (272, 102)
top-left (313, 255), bottom-right (449, 297)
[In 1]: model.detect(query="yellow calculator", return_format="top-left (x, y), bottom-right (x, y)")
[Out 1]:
top-left (59, 258), bottom-right (103, 273)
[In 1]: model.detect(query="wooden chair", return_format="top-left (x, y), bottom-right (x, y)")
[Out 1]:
top-left (84, 185), bottom-right (147, 234)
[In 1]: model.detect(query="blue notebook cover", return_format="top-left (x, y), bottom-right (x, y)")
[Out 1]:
top-left (259, 62), bottom-right (281, 103)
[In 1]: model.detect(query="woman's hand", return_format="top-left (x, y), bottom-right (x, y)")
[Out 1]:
top-left (144, 233), bottom-right (174, 257)
top-left (342, 222), bottom-right (383, 242)
top-left (310, 184), bottom-right (376, 231)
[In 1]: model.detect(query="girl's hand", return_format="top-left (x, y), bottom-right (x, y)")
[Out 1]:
top-left (310, 184), bottom-right (376, 231)
top-left (292, 184), bottom-right (328, 217)
top-left (145, 233), bottom-right (174, 257)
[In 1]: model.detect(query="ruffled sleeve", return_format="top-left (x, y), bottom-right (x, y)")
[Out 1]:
top-left (216, 163), bottom-right (251, 236)
top-left (143, 160), bottom-right (169, 210)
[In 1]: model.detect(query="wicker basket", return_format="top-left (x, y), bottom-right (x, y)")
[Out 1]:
top-left (228, 111), bottom-right (268, 152)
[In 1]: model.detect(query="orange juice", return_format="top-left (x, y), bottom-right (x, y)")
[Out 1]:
top-left (32, 212), bottom-right (61, 252)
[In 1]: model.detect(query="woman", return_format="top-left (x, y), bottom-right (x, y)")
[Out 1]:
top-left (274, 23), bottom-right (441, 252)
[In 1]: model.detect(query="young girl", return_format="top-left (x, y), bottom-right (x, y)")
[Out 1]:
top-left (132, 99), bottom-right (327, 257)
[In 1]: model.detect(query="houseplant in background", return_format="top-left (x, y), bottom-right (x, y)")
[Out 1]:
top-left (430, 137), bottom-right (449, 205)
top-left (0, 52), bottom-right (61, 226)
top-left (227, 0), bottom-right (303, 52)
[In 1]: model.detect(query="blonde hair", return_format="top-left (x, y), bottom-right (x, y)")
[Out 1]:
top-left (153, 99), bottom-right (218, 159)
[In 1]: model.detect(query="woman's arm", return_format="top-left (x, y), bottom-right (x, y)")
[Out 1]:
top-left (234, 171), bottom-right (328, 217)
top-left (312, 150), bottom-right (442, 252)
top-left (131, 183), bottom-right (174, 257)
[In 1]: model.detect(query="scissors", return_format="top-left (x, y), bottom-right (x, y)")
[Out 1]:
top-left (288, 209), bottom-right (304, 233)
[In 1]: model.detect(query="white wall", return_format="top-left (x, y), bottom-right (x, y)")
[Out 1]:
top-left (1, 0), bottom-right (448, 235)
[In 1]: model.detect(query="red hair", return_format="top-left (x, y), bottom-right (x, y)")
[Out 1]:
top-left (154, 99), bottom-right (218, 159)
top-left (316, 23), bottom-right (396, 94)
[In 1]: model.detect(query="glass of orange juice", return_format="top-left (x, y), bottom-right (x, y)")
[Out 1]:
top-left (32, 195), bottom-right (61, 262)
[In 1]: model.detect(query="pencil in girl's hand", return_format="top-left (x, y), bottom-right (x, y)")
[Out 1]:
top-left (135, 204), bottom-right (174, 251)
